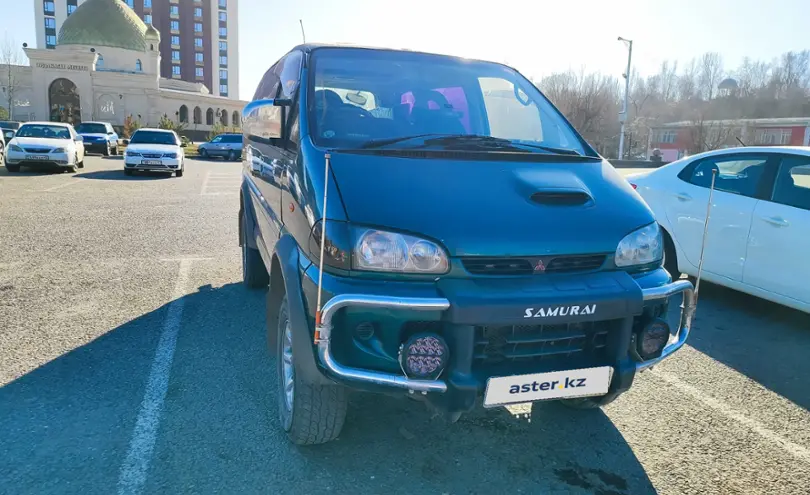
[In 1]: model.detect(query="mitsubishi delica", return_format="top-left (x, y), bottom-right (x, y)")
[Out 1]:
top-left (239, 44), bottom-right (695, 445)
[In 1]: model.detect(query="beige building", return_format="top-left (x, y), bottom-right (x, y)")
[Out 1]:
top-left (5, 0), bottom-right (246, 137)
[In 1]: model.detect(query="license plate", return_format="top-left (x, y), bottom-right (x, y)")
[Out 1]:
top-left (25, 155), bottom-right (49, 160)
top-left (142, 160), bottom-right (162, 165)
top-left (483, 366), bottom-right (613, 407)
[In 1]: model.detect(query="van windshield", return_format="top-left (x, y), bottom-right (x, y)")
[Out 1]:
top-left (308, 48), bottom-right (587, 155)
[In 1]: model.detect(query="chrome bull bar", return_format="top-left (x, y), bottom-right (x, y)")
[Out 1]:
top-left (313, 280), bottom-right (696, 391)
top-left (636, 279), bottom-right (696, 371)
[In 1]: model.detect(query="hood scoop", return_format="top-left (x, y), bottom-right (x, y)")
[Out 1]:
top-left (530, 189), bottom-right (593, 206)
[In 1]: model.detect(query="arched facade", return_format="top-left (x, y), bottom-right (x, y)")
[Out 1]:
top-left (179, 105), bottom-right (189, 123)
top-left (49, 78), bottom-right (82, 124)
top-left (206, 108), bottom-right (214, 125)
top-left (193, 106), bottom-right (202, 124)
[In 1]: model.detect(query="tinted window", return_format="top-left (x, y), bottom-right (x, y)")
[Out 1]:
top-left (683, 154), bottom-right (771, 198)
top-left (223, 135), bottom-right (242, 143)
top-left (772, 155), bottom-right (810, 211)
top-left (308, 48), bottom-right (586, 153)
top-left (253, 63), bottom-right (281, 101)
top-left (129, 131), bottom-right (178, 145)
top-left (75, 123), bottom-right (107, 134)
top-left (16, 124), bottom-right (71, 139)
top-left (276, 50), bottom-right (303, 100)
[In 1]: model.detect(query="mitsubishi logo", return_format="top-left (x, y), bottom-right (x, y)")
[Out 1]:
top-left (533, 259), bottom-right (546, 273)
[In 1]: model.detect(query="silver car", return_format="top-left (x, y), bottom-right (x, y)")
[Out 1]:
top-left (198, 133), bottom-right (243, 161)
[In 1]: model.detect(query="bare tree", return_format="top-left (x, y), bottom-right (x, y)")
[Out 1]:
top-left (0, 35), bottom-right (24, 121)
top-left (735, 57), bottom-right (771, 97)
top-left (677, 58), bottom-right (698, 101)
top-left (697, 52), bottom-right (724, 100)
top-left (659, 60), bottom-right (678, 102)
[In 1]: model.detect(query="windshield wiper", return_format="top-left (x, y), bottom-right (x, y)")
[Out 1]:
top-left (361, 134), bottom-right (582, 156)
top-left (360, 134), bottom-right (445, 149)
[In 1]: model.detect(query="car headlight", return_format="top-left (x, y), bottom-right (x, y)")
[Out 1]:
top-left (615, 223), bottom-right (663, 269)
top-left (51, 148), bottom-right (66, 154)
top-left (163, 152), bottom-right (178, 158)
top-left (9, 144), bottom-right (23, 152)
top-left (353, 229), bottom-right (449, 274)
top-left (127, 151), bottom-right (141, 157)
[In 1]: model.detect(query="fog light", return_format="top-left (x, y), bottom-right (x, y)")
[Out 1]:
top-left (398, 333), bottom-right (448, 380)
top-left (637, 318), bottom-right (670, 360)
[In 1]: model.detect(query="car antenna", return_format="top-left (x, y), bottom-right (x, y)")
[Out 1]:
top-left (735, 136), bottom-right (747, 147)
top-left (693, 168), bottom-right (717, 305)
top-left (314, 152), bottom-right (331, 344)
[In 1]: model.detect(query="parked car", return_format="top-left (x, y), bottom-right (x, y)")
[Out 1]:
top-left (124, 128), bottom-right (185, 177)
top-left (0, 121), bottom-right (20, 162)
top-left (0, 121), bottom-right (21, 131)
top-left (628, 146), bottom-right (810, 314)
top-left (75, 121), bottom-right (120, 156)
top-left (199, 133), bottom-right (243, 161)
top-left (239, 44), bottom-right (695, 445)
top-left (4, 122), bottom-right (85, 173)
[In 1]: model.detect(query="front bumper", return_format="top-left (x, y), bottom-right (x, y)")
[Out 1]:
top-left (6, 151), bottom-right (71, 168)
top-left (125, 156), bottom-right (181, 171)
top-left (84, 141), bottom-right (111, 153)
top-left (305, 267), bottom-right (695, 410)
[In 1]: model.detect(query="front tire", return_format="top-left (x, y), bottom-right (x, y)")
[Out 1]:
top-left (199, 148), bottom-right (208, 159)
top-left (276, 295), bottom-right (348, 445)
top-left (240, 208), bottom-right (269, 288)
top-left (228, 150), bottom-right (238, 162)
top-left (103, 143), bottom-right (110, 156)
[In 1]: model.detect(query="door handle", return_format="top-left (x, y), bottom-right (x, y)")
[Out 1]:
top-left (675, 192), bottom-right (692, 201)
top-left (762, 216), bottom-right (789, 227)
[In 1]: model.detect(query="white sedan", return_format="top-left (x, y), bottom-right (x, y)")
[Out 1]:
top-left (4, 122), bottom-right (86, 173)
top-left (628, 146), bottom-right (810, 313)
top-left (124, 128), bottom-right (185, 177)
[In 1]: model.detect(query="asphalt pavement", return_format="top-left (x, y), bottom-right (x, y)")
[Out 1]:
top-left (1, 156), bottom-right (809, 495)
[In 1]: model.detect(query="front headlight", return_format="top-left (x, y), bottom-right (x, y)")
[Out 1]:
top-left (51, 148), bottom-right (66, 154)
top-left (353, 229), bottom-right (449, 274)
top-left (127, 151), bottom-right (142, 157)
top-left (9, 144), bottom-right (23, 152)
top-left (163, 152), bottom-right (178, 158)
top-left (615, 223), bottom-right (663, 269)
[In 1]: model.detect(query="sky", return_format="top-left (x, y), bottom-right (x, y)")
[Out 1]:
top-left (3, 0), bottom-right (809, 99)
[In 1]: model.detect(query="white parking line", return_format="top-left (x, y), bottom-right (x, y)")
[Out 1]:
top-left (200, 171), bottom-right (240, 196)
top-left (117, 258), bottom-right (193, 495)
top-left (43, 180), bottom-right (82, 192)
top-left (653, 369), bottom-right (810, 463)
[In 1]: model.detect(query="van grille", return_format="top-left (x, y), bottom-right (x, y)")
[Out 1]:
top-left (461, 254), bottom-right (606, 276)
top-left (473, 322), bottom-right (609, 365)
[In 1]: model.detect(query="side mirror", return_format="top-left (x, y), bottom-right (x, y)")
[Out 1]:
top-left (75, 135), bottom-right (84, 142)
top-left (108, 131), bottom-right (115, 135)
top-left (123, 139), bottom-right (130, 145)
top-left (243, 98), bottom-right (291, 143)
top-left (181, 142), bottom-right (188, 148)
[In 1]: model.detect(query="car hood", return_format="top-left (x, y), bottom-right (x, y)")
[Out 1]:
top-left (328, 152), bottom-right (655, 257)
top-left (11, 137), bottom-right (73, 149)
top-left (126, 144), bottom-right (180, 154)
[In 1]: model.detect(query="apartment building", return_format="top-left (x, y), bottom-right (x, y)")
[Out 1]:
top-left (34, 0), bottom-right (239, 99)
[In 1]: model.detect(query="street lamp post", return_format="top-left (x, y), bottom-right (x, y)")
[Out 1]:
top-left (618, 37), bottom-right (633, 160)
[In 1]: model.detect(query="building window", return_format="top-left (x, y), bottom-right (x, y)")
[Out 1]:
top-left (757, 129), bottom-right (792, 145)
top-left (136, 59), bottom-right (142, 71)
top-left (194, 22), bottom-right (203, 33)
top-left (219, 0), bottom-right (227, 7)
top-left (144, 0), bottom-right (152, 8)
top-left (220, 84), bottom-right (228, 95)
top-left (172, 66), bottom-right (181, 76)
top-left (219, 56), bottom-right (227, 66)
top-left (196, 67), bottom-right (204, 78)
top-left (219, 12), bottom-right (227, 21)
top-left (96, 54), bottom-right (104, 68)
top-left (170, 5), bottom-right (179, 16)
top-left (219, 41), bottom-right (227, 51)
top-left (126, 0), bottom-right (134, 7)
top-left (179, 105), bottom-right (189, 123)
top-left (44, 1), bottom-right (55, 15)
top-left (206, 108), bottom-right (214, 125)
top-left (195, 38), bottom-right (203, 48)
top-left (145, 14), bottom-right (153, 24)
top-left (45, 17), bottom-right (56, 29)
top-left (219, 69), bottom-right (228, 80)
top-left (172, 50), bottom-right (180, 61)
top-left (171, 35), bottom-right (180, 46)
top-left (219, 27), bottom-right (227, 38)
top-left (67, 4), bottom-right (77, 14)
top-left (654, 130), bottom-right (677, 144)
top-left (171, 20), bottom-right (179, 31)
top-left (195, 53), bottom-right (204, 63)
top-left (46, 35), bottom-right (57, 48)
top-left (233, 111), bottom-right (240, 127)
top-left (193, 107), bottom-right (202, 124)
top-left (194, 7), bottom-right (202, 17)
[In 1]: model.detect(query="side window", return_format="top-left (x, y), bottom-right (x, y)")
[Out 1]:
top-left (253, 63), bottom-right (281, 101)
top-left (772, 155), bottom-right (810, 211)
top-left (275, 50), bottom-right (303, 100)
top-left (682, 155), bottom-right (771, 198)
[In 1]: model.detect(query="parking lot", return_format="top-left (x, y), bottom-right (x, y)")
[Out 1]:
top-left (1, 156), bottom-right (809, 495)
